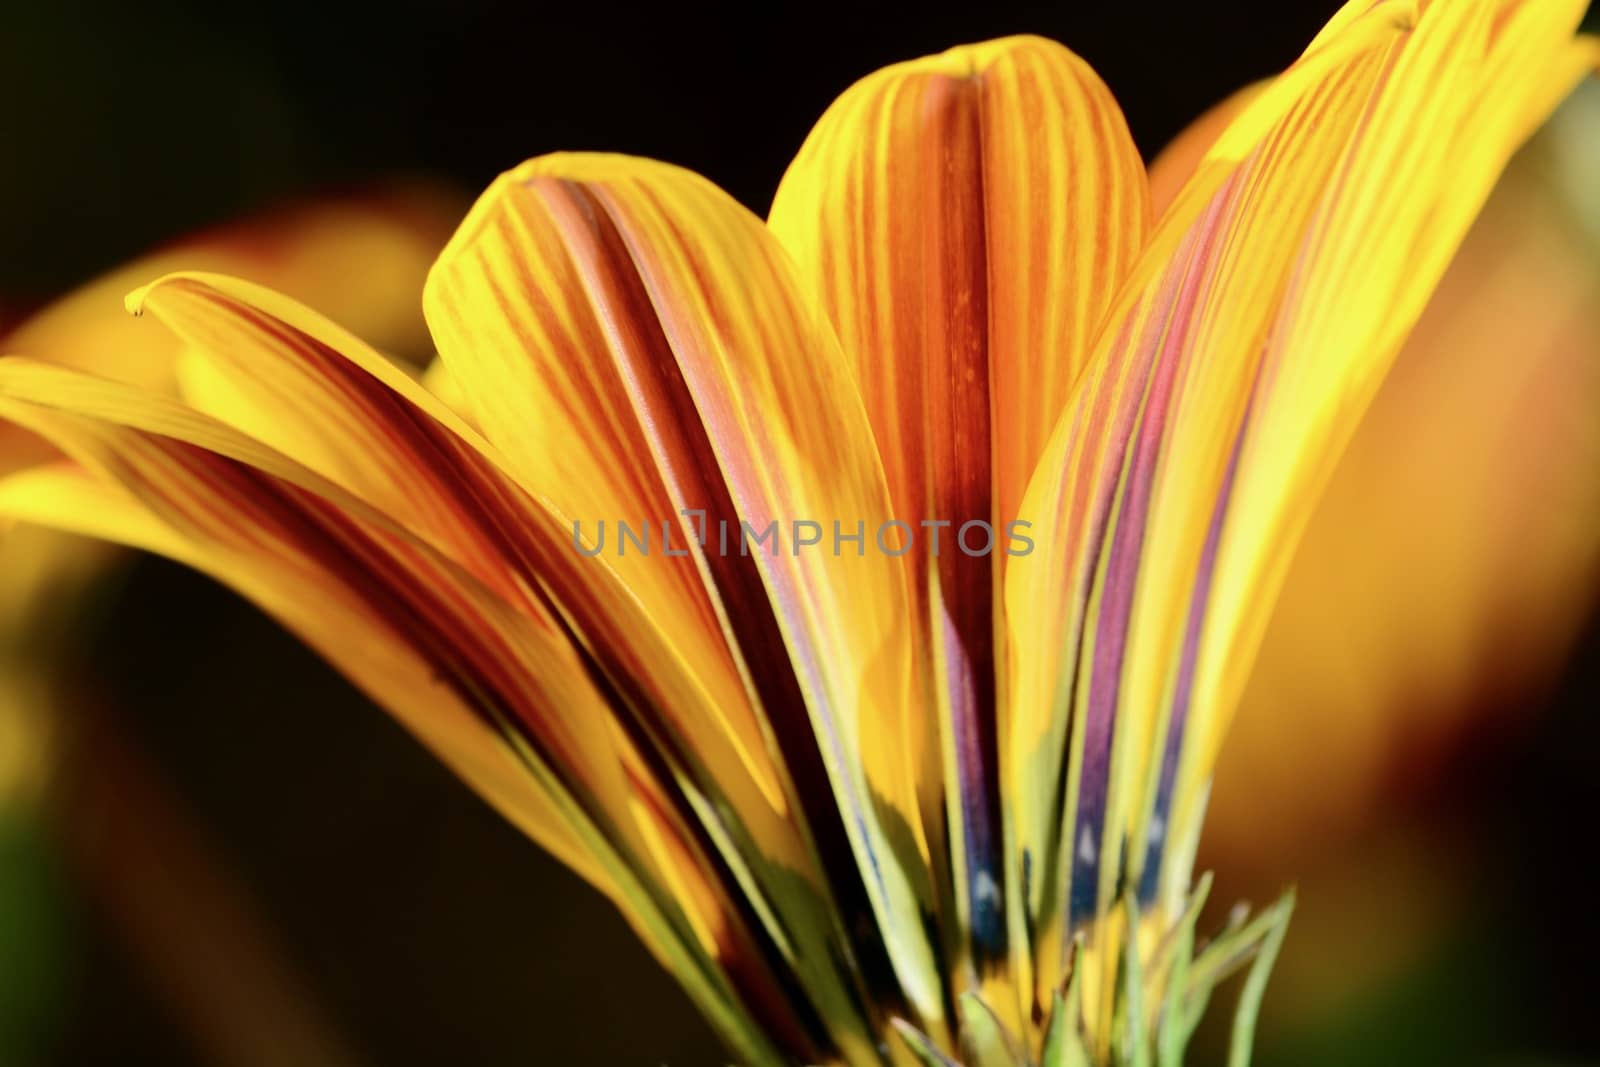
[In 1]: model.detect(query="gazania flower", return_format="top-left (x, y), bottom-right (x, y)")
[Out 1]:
top-left (0, 2), bottom-right (1593, 1064)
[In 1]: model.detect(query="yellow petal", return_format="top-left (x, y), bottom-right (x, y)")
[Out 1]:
top-left (121, 268), bottom-right (901, 1056)
top-left (0, 363), bottom-right (629, 832)
top-left (2, 185), bottom-right (460, 392)
top-left (420, 166), bottom-right (787, 824)
top-left (1147, 83), bottom-right (1264, 217)
top-left (133, 272), bottom-right (777, 812)
top-left (424, 153), bottom-right (942, 1028)
top-left (135, 274), bottom-right (537, 598)
top-left (0, 362), bottom-right (792, 1063)
top-left (1212, 78), bottom-right (1600, 869)
top-left (1006, 0), bottom-right (1592, 1007)
top-left (0, 188), bottom-right (467, 717)
top-left (1187, 1), bottom-right (1598, 808)
top-left (767, 35), bottom-right (1150, 996)
top-left (6, 454), bottom-right (616, 864)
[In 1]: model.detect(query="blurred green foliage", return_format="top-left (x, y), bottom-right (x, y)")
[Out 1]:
top-left (0, 809), bottom-right (69, 1064)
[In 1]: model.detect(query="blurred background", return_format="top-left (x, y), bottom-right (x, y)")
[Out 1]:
top-left (2, 1), bottom-right (1598, 1064)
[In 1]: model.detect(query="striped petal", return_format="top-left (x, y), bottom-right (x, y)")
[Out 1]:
top-left (1004, 0), bottom-right (1596, 1029)
top-left (0, 455), bottom-right (616, 884)
top-left (1158, 58), bottom-right (1600, 873)
top-left (0, 361), bottom-right (851, 1064)
top-left (770, 36), bottom-right (1149, 532)
top-left (111, 270), bottom-right (922, 1058)
top-left (422, 154), bottom-right (943, 1031)
top-left (767, 35), bottom-right (1151, 995)
top-left (1171, 1), bottom-right (1597, 862)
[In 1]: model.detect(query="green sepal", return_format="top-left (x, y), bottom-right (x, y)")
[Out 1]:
top-left (958, 991), bottom-right (1026, 1067)
top-left (892, 1017), bottom-right (963, 1067)
top-left (1040, 939), bottom-right (1092, 1067)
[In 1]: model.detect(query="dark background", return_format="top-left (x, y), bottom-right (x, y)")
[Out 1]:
top-left (0, 1), bottom-right (1343, 303)
top-left (2, 1), bottom-right (1598, 1064)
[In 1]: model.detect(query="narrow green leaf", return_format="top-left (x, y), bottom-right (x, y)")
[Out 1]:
top-left (1158, 874), bottom-right (1212, 1067)
top-left (1118, 892), bottom-right (1151, 1067)
top-left (1227, 890), bottom-right (1295, 1067)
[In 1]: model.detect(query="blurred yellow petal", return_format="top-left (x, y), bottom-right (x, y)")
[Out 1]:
top-left (0, 657), bottom-right (53, 808)
top-left (1141, 30), bottom-right (1600, 899)
top-left (0, 184), bottom-right (464, 475)
top-left (0, 186), bottom-right (467, 663)
top-left (2, 185), bottom-right (460, 379)
top-left (1213, 81), bottom-right (1600, 869)
top-left (1146, 83), bottom-right (1263, 217)
top-left (1183, 2), bottom-right (1597, 824)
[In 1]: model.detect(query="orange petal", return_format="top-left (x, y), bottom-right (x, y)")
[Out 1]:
top-left (122, 273), bottom-right (856, 1013)
top-left (424, 153), bottom-right (939, 1028)
top-left (768, 35), bottom-right (1150, 989)
top-left (0, 361), bottom-right (798, 1063)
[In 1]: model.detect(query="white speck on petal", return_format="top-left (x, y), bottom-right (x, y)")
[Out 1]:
top-left (975, 871), bottom-right (1000, 909)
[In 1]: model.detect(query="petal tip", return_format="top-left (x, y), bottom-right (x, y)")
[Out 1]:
top-left (123, 281), bottom-right (153, 317)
